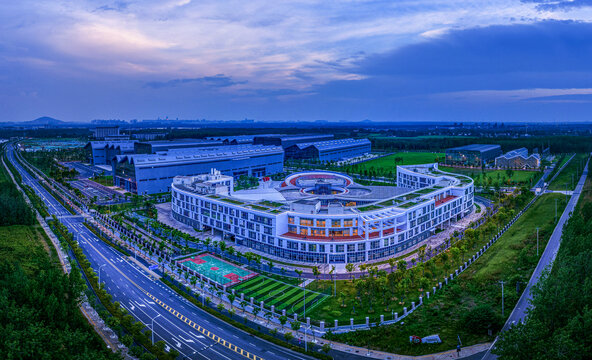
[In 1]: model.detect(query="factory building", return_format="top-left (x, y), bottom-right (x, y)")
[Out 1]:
top-left (205, 135), bottom-right (263, 145)
top-left (113, 145), bottom-right (284, 195)
top-left (84, 140), bottom-right (137, 165)
top-left (171, 164), bottom-right (473, 264)
top-left (285, 138), bottom-right (371, 163)
top-left (253, 134), bottom-right (334, 148)
top-left (133, 139), bottom-right (223, 154)
top-left (91, 126), bottom-right (120, 140)
top-left (445, 144), bottom-right (502, 167)
top-left (495, 148), bottom-right (541, 169)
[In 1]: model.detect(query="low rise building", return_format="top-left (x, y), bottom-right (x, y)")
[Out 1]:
top-left (171, 164), bottom-right (474, 264)
top-left (495, 148), bottom-right (540, 169)
top-left (445, 144), bottom-right (502, 167)
top-left (285, 138), bottom-right (371, 163)
top-left (114, 145), bottom-right (284, 195)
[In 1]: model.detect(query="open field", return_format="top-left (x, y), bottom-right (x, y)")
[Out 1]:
top-left (233, 276), bottom-right (328, 316)
top-left (549, 153), bottom-right (589, 191)
top-left (326, 193), bottom-right (566, 355)
top-left (342, 152), bottom-right (444, 178)
top-left (439, 166), bottom-right (541, 187)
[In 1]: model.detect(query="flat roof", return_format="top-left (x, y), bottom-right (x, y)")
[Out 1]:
top-left (291, 138), bottom-right (371, 151)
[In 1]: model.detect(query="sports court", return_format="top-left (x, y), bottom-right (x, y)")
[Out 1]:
top-left (178, 253), bottom-right (257, 286)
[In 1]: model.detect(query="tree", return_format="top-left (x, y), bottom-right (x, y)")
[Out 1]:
top-left (264, 311), bottom-right (272, 324)
top-left (322, 343), bottom-right (331, 354)
top-left (312, 266), bottom-right (320, 282)
top-left (345, 263), bottom-right (356, 281)
top-left (284, 332), bottom-right (293, 342)
top-left (279, 315), bottom-right (288, 330)
top-left (290, 320), bottom-right (301, 332)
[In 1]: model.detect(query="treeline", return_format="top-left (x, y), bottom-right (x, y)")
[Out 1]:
top-left (494, 194), bottom-right (592, 358)
top-left (0, 154), bottom-right (35, 226)
top-left (21, 148), bottom-right (84, 181)
top-left (372, 136), bottom-right (592, 154)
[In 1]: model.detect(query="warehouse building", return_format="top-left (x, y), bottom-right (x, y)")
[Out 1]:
top-left (495, 148), bottom-right (540, 169)
top-left (285, 138), bottom-right (371, 163)
top-left (84, 140), bottom-right (137, 165)
top-left (253, 134), bottom-right (334, 148)
top-left (113, 145), bottom-right (284, 195)
top-left (91, 126), bottom-right (120, 139)
top-left (445, 144), bottom-right (502, 167)
top-left (133, 139), bottom-right (223, 154)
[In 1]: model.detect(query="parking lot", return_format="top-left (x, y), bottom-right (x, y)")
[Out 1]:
top-left (61, 161), bottom-right (108, 179)
top-left (70, 179), bottom-right (127, 205)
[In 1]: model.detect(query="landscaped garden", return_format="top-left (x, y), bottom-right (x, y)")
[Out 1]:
top-left (325, 192), bottom-right (567, 355)
top-left (439, 166), bottom-right (542, 187)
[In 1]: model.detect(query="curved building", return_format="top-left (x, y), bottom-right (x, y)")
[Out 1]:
top-left (171, 164), bottom-right (474, 264)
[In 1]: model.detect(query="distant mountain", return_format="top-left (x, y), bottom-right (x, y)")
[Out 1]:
top-left (21, 116), bottom-right (65, 126)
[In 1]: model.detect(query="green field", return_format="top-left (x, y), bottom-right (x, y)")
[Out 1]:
top-left (326, 193), bottom-right (567, 355)
top-left (439, 166), bottom-right (541, 187)
top-left (232, 276), bottom-right (328, 316)
top-left (341, 152), bottom-right (444, 179)
top-left (549, 153), bottom-right (589, 191)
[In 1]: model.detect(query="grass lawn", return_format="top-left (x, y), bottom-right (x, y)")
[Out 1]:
top-left (439, 166), bottom-right (541, 186)
top-left (90, 175), bottom-right (113, 187)
top-left (360, 152), bottom-right (444, 172)
top-left (326, 193), bottom-right (567, 355)
top-left (549, 153), bottom-right (589, 191)
top-left (0, 224), bottom-right (59, 272)
top-left (233, 276), bottom-right (328, 316)
top-left (577, 167), bottom-right (592, 213)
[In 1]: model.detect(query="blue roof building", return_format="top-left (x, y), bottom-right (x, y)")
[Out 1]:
top-left (285, 138), bottom-right (371, 163)
top-left (134, 139), bottom-right (223, 154)
top-left (253, 134), bottom-right (334, 148)
top-left (445, 144), bottom-right (502, 167)
top-left (113, 145), bottom-right (284, 195)
top-left (84, 140), bottom-right (138, 165)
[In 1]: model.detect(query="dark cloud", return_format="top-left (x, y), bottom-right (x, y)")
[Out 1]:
top-left (94, 1), bottom-right (130, 12)
top-left (145, 74), bottom-right (247, 89)
top-left (522, 0), bottom-right (592, 11)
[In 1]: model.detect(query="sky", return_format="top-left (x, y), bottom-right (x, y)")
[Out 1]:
top-left (2, 0), bottom-right (592, 123)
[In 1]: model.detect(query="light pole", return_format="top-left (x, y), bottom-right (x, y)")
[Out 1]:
top-left (536, 227), bottom-right (540, 257)
top-left (151, 313), bottom-right (161, 345)
top-left (500, 280), bottom-right (505, 317)
top-left (98, 264), bottom-right (106, 286)
top-left (555, 199), bottom-right (558, 223)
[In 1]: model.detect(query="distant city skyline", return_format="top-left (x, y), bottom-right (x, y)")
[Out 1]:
top-left (2, 1), bottom-right (592, 122)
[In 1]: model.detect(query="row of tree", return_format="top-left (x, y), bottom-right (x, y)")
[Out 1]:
top-left (494, 196), bottom-right (592, 358)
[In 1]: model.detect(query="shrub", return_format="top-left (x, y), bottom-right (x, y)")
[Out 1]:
top-left (463, 304), bottom-right (502, 335)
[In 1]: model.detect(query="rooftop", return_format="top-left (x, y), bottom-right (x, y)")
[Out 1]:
top-left (447, 144), bottom-right (501, 152)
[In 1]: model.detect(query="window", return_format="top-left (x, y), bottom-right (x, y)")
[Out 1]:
top-left (316, 219), bottom-right (326, 227)
top-left (300, 218), bottom-right (313, 226)
top-left (288, 216), bottom-right (294, 224)
top-left (331, 219), bottom-right (341, 227)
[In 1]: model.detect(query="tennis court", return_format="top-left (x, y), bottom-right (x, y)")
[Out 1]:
top-left (178, 253), bottom-right (257, 286)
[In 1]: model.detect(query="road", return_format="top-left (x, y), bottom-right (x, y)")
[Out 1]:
top-left (6, 145), bottom-right (319, 360)
top-left (481, 157), bottom-right (589, 360)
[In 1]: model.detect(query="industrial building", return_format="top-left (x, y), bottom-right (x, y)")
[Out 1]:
top-left (133, 139), bottom-right (223, 154)
top-left (445, 144), bottom-right (502, 167)
top-left (91, 126), bottom-right (120, 140)
top-left (253, 134), bottom-right (334, 148)
top-left (495, 148), bottom-right (541, 169)
top-left (284, 138), bottom-right (371, 163)
top-left (171, 164), bottom-right (474, 264)
top-left (113, 145), bottom-right (284, 195)
top-left (205, 135), bottom-right (263, 145)
top-left (84, 140), bottom-right (137, 165)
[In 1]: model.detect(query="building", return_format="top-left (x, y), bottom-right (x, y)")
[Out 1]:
top-left (171, 164), bottom-right (474, 264)
top-left (285, 138), bottom-right (371, 163)
top-left (134, 139), bottom-right (223, 154)
top-left (114, 145), bottom-right (284, 195)
top-left (132, 133), bottom-right (167, 141)
top-left (253, 134), bottom-right (334, 148)
top-left (205, 135), bottom-right (270, 145)
top-left (495, 148), bottom-right (540, 169)
top-left (84, 140), bottom-right (138, 165)
top-left (445, 144), bottom-right (502, 167)
top-left (91, 126), bottom-right (120, 139)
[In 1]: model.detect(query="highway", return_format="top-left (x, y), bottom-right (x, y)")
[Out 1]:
top-left (481, 157), bottom-right (589, 360)
top-left (6, 145), bottom-right (314, 360)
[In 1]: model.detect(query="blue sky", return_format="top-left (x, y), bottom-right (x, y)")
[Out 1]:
top-left (2, 1), bottom-right (592, 122)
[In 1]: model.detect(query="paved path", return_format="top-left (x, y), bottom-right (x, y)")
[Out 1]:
top-left (481, 156), bottom-right (589, 360)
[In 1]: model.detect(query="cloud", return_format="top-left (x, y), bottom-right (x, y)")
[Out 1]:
top-left (145, 74), bottom-right (246, 89)
top-left (522, 0), bottom-right (592, 11)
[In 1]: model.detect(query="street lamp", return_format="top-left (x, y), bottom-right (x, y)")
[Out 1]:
top-left (98, 264), bottom-right (106, 286)
top-left (151, 313), bottom-right (161, 345)
top-left (500, 280), bottom-right (505, 317)
top-left (555, 199), bottom-right (558, 223)
top-left (536, 227), bottom-right (540, 256)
